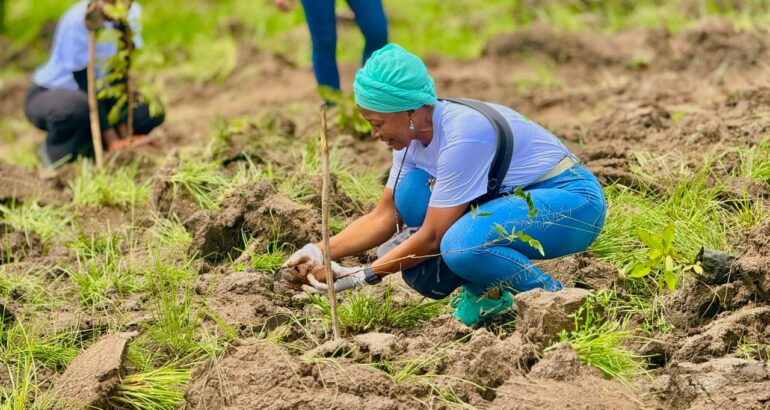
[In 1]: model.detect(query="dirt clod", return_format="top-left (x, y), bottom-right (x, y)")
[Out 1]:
top-left (52, 331), bottom-right (137, 410)
top-left (515, 288), bottom-right (591, 348)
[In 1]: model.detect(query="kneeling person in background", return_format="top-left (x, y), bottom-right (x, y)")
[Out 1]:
top-left (24, 0), bottom-right (164, 168)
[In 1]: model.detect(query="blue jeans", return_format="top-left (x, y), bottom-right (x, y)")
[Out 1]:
top-left (299, 0), bottom-right (388, 90)
top-left (394, 165), bottom-right (606, 296)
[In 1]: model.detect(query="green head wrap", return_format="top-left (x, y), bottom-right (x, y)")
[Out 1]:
top-left (353, 43), bottom-right (437, 113)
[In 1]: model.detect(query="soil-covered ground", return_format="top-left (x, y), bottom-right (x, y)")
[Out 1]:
top-left (2, 10), bottom-right (770, 410)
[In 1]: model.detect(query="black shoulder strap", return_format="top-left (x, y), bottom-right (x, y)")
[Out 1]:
top-left (439, 98), bottom-right (514, 203)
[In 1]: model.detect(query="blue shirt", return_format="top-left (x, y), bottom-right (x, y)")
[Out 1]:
top-left (32, 1), bottom-right (143, 90)
top-left (386, 100), bottom-right (571, 208)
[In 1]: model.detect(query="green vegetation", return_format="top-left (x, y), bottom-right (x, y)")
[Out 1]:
top-left (309, 286), bottom-right (448, 333)
top-left (71, 160), bottom-right (150, 208)
top-left (550, 291), bottom-right (649, 386)
top-left (107, 366), bottom-right (191, 410)
top-left (0, 201), bottom-right (69, 244)
top-left (591, 154), bottom-right (764, 294)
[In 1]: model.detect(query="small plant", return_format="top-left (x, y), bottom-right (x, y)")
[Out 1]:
top-left (71, 160), bottom-right (149, 207)
top-left (626, 222), bottom-right (702, 292)
top-left (144, 270), bottom-right (202, 358)
top-left (317, 87), bottom-right (371, 136)
top-left (247, 243), bottom-right (288, 274)
top-left (308, 286), bottom-right (448, 333)
top-left (167, 157), bottom-right (229, 211)
top-left (0, 200), bottom-right (70, 244)
top-left (107, 366), bottom-right (191, 410)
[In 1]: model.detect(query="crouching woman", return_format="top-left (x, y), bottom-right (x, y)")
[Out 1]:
top-left (283, 44), bottom-right (606, 327)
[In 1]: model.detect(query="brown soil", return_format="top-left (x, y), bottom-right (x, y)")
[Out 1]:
top-left (52, 331), bottom-right (137, 409)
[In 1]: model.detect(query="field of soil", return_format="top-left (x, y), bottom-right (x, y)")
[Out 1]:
top-left (2, 12), bottom-right (770, 410)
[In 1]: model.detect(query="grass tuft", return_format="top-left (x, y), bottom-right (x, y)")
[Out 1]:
top-left (309, 286), bottom-right (448, 333)
top-left (107, 366), bottom-right (191, 410)
top-left (71, 160), bottom-right (149, 208)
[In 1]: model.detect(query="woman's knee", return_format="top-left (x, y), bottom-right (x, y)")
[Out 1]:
top-left (440, 222), bottom-right (482, 276)
top-left (394, 168), bottom-right (432, 227)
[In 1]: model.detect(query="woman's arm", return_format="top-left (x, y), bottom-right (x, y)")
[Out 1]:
top-left (370, 203), bottom-right (468, 276)
top-left (315, 187), bottom-right (399, 260)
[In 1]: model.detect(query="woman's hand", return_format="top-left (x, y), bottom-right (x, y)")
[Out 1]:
top-left (282, 244), bottom-right (324, 268)
top-left (274, 0), bottom-right (294, 12)
top-left (303, 264), bottom-right (368, 294)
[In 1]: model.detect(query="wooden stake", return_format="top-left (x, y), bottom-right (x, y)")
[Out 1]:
top-left (320, 105), bottom-right (342, 340)
top-left (87, 30), bottom-right (105, 169)
top-left (124, 17), bottom-right (134, 143)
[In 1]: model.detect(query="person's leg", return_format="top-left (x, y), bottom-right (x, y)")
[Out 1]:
top-left (132, 101), bottom-right (165, 135)
top-left (299, 0), bottom-right (340, 90)
top-left (25, 87), bottom-right (92, 164)
top-left (441, 169), bottom-right (605, 295)
top-left (345, 0), bottom-right (388, 64)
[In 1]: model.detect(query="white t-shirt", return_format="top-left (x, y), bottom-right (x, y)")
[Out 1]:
top-left (32, 1), bottom-right (143, 90)
top-left (385, 100), bottom-right (570, 208)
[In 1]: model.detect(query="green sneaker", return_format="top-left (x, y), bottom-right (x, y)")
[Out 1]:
top-left (451, 287), bottom-right (515, 327)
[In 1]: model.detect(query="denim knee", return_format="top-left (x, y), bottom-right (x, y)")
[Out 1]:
top-left (394, 168), bottom-right (432, 227)
top-left (439, 224), bottom-right (480, 279)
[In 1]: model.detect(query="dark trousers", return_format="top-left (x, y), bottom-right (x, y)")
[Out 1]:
top-left (299, 0), bottom-right (388, 90)
top-left (24, 85), bottom-right (165, 164)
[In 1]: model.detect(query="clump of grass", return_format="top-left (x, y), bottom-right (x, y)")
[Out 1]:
top-left (143, 269), bottom-right (202, 358)
top-left (71, 160), bottom-right (149, 207)
top-left (107, 366), bottom-right (191, 410)
top-left (247, 243), bottom-right (288, 274)
top-left (549, 292), bottom-right (649, 386)
top-left (166, 157), bottom-right (229, 211)
top-left (0, 200), bottom-right (70, 244)
top-left (309, 286), bottom-right (448, 333)
top-left (147, 216), bottom-right (192, 260)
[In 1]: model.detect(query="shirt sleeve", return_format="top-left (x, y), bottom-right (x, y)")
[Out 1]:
top-left (429, 139), bottom-right (496, 207)
top-left (385, 147), bottom-right (416, 189)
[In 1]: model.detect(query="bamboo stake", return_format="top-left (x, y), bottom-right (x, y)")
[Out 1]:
top-left (87, 30), bottom-right (105, 169)
top-left (124, 18), bottom-right (134, 143)
top-left (320, 105), bottom-right (342, 340)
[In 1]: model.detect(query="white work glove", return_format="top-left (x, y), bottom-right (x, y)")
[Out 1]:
top-left (282, 244), bottom-right (324, 268)
top-left (302, 265), bottom-right (369, 294)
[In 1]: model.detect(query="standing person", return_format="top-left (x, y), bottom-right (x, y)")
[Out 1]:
top-left (282, 44), bottom-right (607, 327)
top-left (274, 0), bottom-right (388, 92)
top-left (24, 0), bottom-right (164, 168)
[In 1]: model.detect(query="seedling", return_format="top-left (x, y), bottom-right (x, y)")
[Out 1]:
top-left (317, 87), bottom-right (371, 136)
top-left (626, 222), bottom-right (702, 292)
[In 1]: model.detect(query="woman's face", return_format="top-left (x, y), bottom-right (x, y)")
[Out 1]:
top-left (358, 107), bottom-right (412, 150)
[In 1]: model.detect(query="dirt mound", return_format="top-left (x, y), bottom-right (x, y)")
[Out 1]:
top-left (0, 162), bottom-right (66, 206)
top-left (0, 225), bottom-right (43, 264)
top-left (183, 338), bottom-right (404, 410)
top-left (184, 180), bottom-right (320, 262)
top-left (652, 358), bottom-right (770, 410)
top-left (494, 373), bottom-right (640, 409)
top-left (483, 23), bottom-right (646, 68)
top-left (673, 305), bottom-right (770, 363)
top-left (663, 18), bottom-right (769, 72)
top-left (150, 156), bottom-right (201, 222)
top-left (52, 331), bottom-right (137, 409)
top-left (198, 270), bottom-right (293, 333)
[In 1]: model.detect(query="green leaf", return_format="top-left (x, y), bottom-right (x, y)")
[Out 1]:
top-left (665, 255), bottom-right (675, 272)
top-left (693, 264), bottom-right (704, 274)
top-left (635, 228), bottom-right (661, 249)
top-left (478, 212), bottom-right (493, 217)
top-left (662, 222), bottom-right (675, 244)
top-left (663, 271), bottom-right (677, 291)
top-left (629, 264), bottom-right (651, 278)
